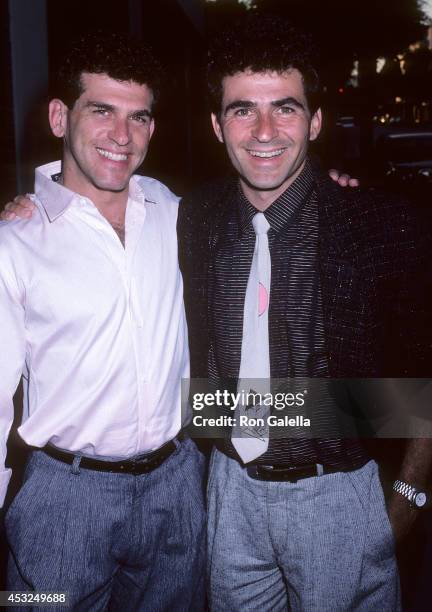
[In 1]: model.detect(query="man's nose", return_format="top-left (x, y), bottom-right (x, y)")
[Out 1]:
top-left (251, 112), bottom-right (278, 142)
top-left (108, 118), bottom-right (130, 146)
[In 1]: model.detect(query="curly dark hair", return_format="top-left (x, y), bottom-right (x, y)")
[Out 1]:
top-left (207, 14), bottom-right (321, 115)
top-left (51, 32), bottom-right (162, 110)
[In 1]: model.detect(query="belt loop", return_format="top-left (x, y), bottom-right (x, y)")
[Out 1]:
top-left (173, 430), bottom-right (185, 450)
top-left (71, 455), bottom-right (82, 475)
top-left (316, 463), bottom-right (324, 476)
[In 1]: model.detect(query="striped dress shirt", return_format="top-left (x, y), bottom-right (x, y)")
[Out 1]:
top-left (211, 160), bottom-right (368, 467)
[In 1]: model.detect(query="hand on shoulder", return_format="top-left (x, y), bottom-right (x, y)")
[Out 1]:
top-left (1, 195), bottom-right (35, 220)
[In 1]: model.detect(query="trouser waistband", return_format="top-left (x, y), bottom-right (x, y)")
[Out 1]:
top-left (40, 430), bottom-right (187, 475)
top-left (246, 459), bottom-right (368, 482)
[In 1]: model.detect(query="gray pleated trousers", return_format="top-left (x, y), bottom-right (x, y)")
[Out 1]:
top-left (207, 450), bottom-right (400, 612)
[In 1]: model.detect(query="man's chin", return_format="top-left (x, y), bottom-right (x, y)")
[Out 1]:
top-left (241, 163), bottom-right (305, 194)
top-left (241, 175), bottom-right (289, 193)
top-left (92, 178), bottom-right (130, 193)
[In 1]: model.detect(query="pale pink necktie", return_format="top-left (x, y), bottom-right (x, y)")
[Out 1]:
top-left (232, 212), bottom-right (271, 463)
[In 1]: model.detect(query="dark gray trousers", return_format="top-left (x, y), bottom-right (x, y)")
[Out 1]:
top-left (5, 437), bottom-right (206, 611)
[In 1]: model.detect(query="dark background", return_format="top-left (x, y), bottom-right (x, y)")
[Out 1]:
top-left (2, 0), bottom-right (432, 200)
top-left (1, 1), bottom-right (432, 610)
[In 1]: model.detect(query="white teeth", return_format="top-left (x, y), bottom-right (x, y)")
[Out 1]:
top-left (249, 148), bottom-right (285, 158)
top-left (96, 148), bottom-right (127, 161)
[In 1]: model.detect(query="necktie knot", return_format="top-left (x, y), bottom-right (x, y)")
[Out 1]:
top-left (252, 213), bottom-right (270, 236)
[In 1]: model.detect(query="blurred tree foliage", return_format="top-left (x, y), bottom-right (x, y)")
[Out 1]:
top-left (403, 46), bottom-right (432, 100)
top-left (205, 0), bottom-right (427, 88)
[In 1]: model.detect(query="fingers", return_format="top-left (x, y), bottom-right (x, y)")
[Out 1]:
top-left (328, 170), bottom-right (360, 188)
top-left (13, 194), bottom-right (35, 210)
top-left (1, 210), bottom-right (19, 221)
top-left (1, 194), bottom-right (35, 220)
top-left (337, 173), bottom-right (351, 187)
top-left (328, 169), bottom-right (339, 182)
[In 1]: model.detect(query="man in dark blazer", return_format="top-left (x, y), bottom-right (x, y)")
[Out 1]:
top-left (178, 15), bottom-right (432, 612)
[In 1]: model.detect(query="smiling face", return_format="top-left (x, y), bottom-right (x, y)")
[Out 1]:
top-left (49, 72), bottom-right (155, 206)
top-left (211, 69), bottom-right (321, 210)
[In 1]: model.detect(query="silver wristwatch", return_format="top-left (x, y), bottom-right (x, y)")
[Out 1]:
top-left (393, 479), bottom-right (428, 509)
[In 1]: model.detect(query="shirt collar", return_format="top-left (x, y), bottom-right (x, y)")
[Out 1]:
top-left (34, 160), bottom-right (152, 223)
top-left (238, 158), bottom-right (315, 236)
top-left (34, 161), bottom-right (75, 222)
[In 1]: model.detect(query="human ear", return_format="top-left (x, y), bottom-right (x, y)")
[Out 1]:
top-left (211, 113), bottom-right (224, 144)
top-left (309, 108), bottom-right (322, 142)
top-left (148, 118), bottom-right (155, 141)
top-left (48, 99), bottom-right (68, 138)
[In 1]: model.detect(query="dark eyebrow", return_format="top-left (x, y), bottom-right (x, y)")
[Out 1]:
top-left (131, 109), bottom-right (153, 119)
top-left (85, 102), bottom-right (153, 118)
top-left (223, 100), bottom-right (255, 115)
top-left (223, 96), bottom-right (306, 116)
top-left (85, 101), bottom-right (115, 111)
top-left (272, 97), bottom-right (305, 111)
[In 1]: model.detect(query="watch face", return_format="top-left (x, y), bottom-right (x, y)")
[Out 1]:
top-left (415, 492), bottom-right (427, 507)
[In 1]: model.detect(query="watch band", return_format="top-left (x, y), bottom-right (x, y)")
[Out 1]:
top-left (393, 479), bottom-right (428, 508)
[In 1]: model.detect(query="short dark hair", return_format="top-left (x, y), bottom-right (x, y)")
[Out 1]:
top-left (207, 15), bottom-right (321, 115)
top-left (51, 32), bottom-right (162, 109)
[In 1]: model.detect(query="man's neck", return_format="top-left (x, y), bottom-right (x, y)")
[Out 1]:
top-left (61, 171), bottom-right (128, 226)
top-left (240, 187), bottom-right (279, 212)
top-left (240, 160), bottom-right (306, 211)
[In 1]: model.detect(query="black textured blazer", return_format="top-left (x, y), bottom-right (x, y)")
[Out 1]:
top-left (178, 163), bottom-right (432, 383)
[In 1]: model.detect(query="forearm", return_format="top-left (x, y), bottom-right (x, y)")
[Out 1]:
top-left (386, 437), bottom-right (432, 543)
top-left (396, 437), bottom-right (432, 489)
top-left (397, 383), bottom-right (432, 487)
